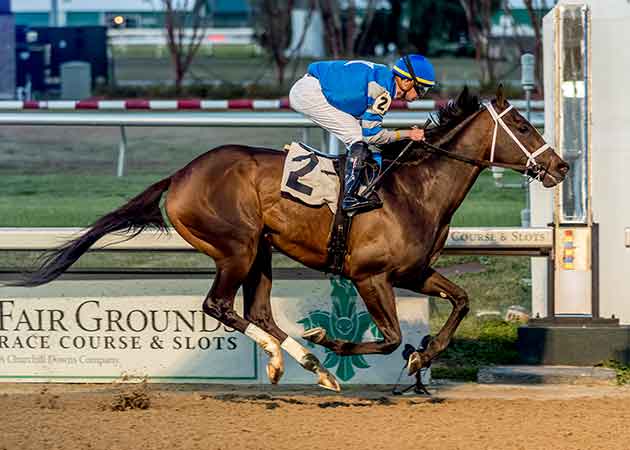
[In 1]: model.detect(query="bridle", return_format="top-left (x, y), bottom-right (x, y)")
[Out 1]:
top-left (364, 102), bottom-right (557, 195)
top-left (419, 102), bottom-right (557, 183)
top-left (484, 102), bottom-right (552, 181)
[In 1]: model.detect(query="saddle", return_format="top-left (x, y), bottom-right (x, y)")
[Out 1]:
top-left (282, 142), bottom-right (383, 275)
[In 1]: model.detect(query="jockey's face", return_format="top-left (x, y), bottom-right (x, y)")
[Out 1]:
top-left (395, 77), bottom-right (420, 102)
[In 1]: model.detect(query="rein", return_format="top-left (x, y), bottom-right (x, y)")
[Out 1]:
top-left (418, 140), bottom-right (530, 172)
top-left (418, 134), bottom-right (555, 184)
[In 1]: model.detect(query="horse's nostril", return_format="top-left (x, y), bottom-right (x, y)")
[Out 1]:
top-left (558, 162), bottom-right (570, 175)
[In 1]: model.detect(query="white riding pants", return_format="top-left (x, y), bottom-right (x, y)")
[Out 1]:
top-left (289, 74), bottom-right (363, 147)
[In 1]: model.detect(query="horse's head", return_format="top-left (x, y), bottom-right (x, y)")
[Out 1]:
top-left (484, 85), bottom-right (569, 187)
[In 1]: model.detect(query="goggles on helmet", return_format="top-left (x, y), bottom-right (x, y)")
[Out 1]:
top-left (403, 55), bottom-right (432, 98)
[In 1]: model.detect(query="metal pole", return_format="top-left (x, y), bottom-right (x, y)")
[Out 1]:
top-left (50, 0), bottom-right (59, 26)
top-left (591, 222), bottom-right (599, 319)
top-left (524, 85), bottom-right (533, 225)
top-left (583, 5), bottom-right (591, 225)
top-left (525, 87), bottom-right (532, 122)
top-left (117, 126), bottom-right (127, 177)
top-left (320, 130), bottom-right (328, 153)
top-left (327, 132), bottom-right (340, 156)
top-left (521, 53), bottom-right (536, 228)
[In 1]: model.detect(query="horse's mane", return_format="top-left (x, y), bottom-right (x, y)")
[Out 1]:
top-left (424, 86), bottom-right (481, 141)
top-left (381, 86), bottom-right (481, 163)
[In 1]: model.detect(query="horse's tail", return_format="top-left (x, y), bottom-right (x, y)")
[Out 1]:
top-left (14, 177), bottom-right (172, 287)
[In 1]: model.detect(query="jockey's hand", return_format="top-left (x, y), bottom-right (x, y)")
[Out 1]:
top-left (408, 128), bottom-right (425, 141)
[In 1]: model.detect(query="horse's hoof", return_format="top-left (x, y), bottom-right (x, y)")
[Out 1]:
top-left (407, 351), bottom-right (423, 375)
top-left (318, 370), bottom-right (341, 392)
top-left (265, 348), bottom-right (284, 384)
top-left (266, 361), bottom-right (284, 385)
top-left (303, 327), bottom-right (326, 344)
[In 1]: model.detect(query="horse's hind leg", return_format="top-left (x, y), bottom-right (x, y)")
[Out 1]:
top-left (168, 214), bottom-right (287, 389)
top-left (243, 239), bottom-right (285, 384)
top-left (201, 253), bottom-right (289, 382)
top-left (243, 239), bottom-right (340, 391)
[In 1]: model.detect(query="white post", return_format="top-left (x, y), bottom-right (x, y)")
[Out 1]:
top-left (327, 132), bottom-right (340, 156)
top-left (521, 53), bottom-right (536, 228)
top-left (50, 0), bottom-right (59, 26)
top-left (117, 126), bottom-right (127, 177)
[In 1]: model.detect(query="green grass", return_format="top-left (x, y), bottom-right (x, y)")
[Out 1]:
top-left (430, 318), bottom-right (522, 381)
top-left (428, 255), bottom-right (528, 381)
top-left (0, 175), bottom-right (163, 227)
top-left (0, 171), bottom-right (526, 228)
top-left (452, 172), bottom-right (526, 226)
top-left (597, 361), bottom-right (630, 385)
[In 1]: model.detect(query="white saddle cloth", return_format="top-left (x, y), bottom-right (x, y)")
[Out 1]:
top-left (280, 142), bottom-right (340, 214)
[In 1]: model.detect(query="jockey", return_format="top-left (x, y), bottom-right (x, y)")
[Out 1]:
top-left (289, 54), bottom-right (436, 211)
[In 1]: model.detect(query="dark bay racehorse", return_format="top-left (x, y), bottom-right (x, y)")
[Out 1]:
top-left (16, 86), bottom-right (568, 391)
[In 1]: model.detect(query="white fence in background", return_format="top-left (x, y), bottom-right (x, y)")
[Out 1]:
top-left (0, 227), bottom-right (553, 255)
top-left (0, 110), bottom-right (545, 177)
top-left (108, 28), bottom-right (261, 55)
top-left (108, 27), bottom-right (256, 46)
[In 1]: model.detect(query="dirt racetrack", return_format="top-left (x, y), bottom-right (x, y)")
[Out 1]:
top-left (2, 382), bottom-right (630, 450)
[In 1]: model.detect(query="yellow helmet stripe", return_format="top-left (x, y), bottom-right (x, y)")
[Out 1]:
top-left (393, 66), bottom-right (436, 86)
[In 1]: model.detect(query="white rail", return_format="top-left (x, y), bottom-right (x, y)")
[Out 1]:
top-left (108, 27), bottom-right (256, 47)
top-left (0, 227), bottom-right (553, 254)
top-left (0, 110), bottom-right (545, 177)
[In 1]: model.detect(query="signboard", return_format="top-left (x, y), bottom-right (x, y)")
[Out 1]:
top-left (0, 296), bottom-right (256, 382)
top-left (554, 226), bottom-right (592, 315)
top-left (0, 278), bottom-right (429, 386)
top-left (446, 227), bottom-right (553, 249)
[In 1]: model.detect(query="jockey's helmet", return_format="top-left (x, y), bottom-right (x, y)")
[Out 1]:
top-left (392, 54), bottom-right (436, 98)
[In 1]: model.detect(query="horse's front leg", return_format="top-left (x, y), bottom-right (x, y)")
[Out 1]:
top-left (396, 268), bottom-right (470, 375)
top-left (303, 273), bottom-right (402, 355)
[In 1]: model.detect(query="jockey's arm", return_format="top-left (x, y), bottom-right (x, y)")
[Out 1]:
top-left (360, 111), bottom-right (425, 145)
top-left (361, 82), bottom-right (425, 144)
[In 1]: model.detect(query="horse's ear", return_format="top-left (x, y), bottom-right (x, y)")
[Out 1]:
top-left (458, 85), bottom-right (470, 106)
top-left (496, 84), bottom-right (506, 108)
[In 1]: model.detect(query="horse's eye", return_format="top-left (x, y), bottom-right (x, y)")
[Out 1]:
top-left (518, 124), bottom-right (529, 133)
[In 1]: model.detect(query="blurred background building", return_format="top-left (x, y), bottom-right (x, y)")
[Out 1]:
top-left (0, 0), bottom-right (15, 99)
top-left (12, 0), bottom-right (251, 28)
top-left (5, 0), bottom-right (554, 100)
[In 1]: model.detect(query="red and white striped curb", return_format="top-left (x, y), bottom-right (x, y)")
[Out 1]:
top-left (0, 99), bottom-right (543, 111)
top-left (0, 99), bottom-right (437, 111)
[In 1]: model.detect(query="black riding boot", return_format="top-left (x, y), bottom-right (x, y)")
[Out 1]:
top-left (342, 142), bottom-right (378, 212)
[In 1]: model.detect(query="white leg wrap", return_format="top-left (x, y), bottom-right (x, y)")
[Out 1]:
top-left (281, 337), bottom-right (309, 365)
top-left (244, 324), bottom-right (279, 354)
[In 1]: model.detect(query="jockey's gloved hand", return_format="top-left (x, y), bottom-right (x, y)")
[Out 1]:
top-left (407, 128), bottom-right (425, 142)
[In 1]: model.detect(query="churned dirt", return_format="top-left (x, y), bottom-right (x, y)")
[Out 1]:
top-left (2, 382), bottom-right (630, 450)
